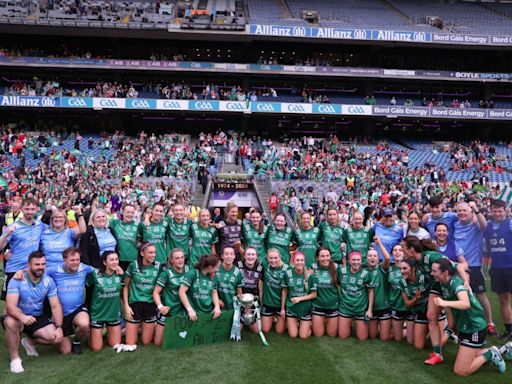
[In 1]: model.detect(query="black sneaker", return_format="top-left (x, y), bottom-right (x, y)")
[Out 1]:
top-left (72, 341), bottom-right (83, 355)
top-left (500, 331), bottom-right (512, 341)
top-left (0, 315), bottom-right (5, 330)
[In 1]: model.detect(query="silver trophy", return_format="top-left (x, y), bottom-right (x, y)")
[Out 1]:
top-left (231, 293), bottom-right (269, 346)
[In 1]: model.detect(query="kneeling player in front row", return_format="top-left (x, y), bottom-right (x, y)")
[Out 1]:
top-left (4, 252), bottom-right (64, 373)
top-left (431, 258), bottom-right (507, 376)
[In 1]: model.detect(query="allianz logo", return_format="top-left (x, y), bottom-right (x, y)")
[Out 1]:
top-left (413, 32), bottom-right (427, 41)
top-left (130, 100), bottom-right (152, 109)
top-left (256, 103), bottom-right (276, 112)
top-left (317, 105), bottom-right (336, 113)
top-left (163, 100), bottom-right (183, 109)
top-left (67, 98), bottom-right (88, 107)
top-left (193, 101), bottom-right (214, 110)
top-left (348, 106), bottom-right (366, 114)
top-left (226, 102), bottom-right (245, 110)
top-left (99, 99), bottom-right (119, 107)
top-left (353, 29), bottom-right (367, 39)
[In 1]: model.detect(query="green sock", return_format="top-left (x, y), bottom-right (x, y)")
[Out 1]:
top-left (482, 350), bottom-right (493, 363)
top-left (433, 345), bottom-right (442, 355)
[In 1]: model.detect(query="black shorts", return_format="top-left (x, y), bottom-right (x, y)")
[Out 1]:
top-left (391, 309), bottom-right (414, 321)
top-left (371, 308), bottom-right (391, 321)
top-left (468, 267), bottom-right (486, 294)
top-left (1, 272), bottom-right (15, 301)
top-left (90, 320), bottom-right (122, 329)
top-left (261, 305), bottom-right (284, 317)
top-left (285, 311), bottom-right (312, 321)
top-left (23, 315), bottom-right (53, 337)
top-left (156, 312), bottom-right (168, 326)
top-left (62, 306), bottom-right (89, 337)
top-left (339, 312), bottom-right (366, 321)
top-left (490, 268), bottom-right (512, 294)
top-left (126, 302), bottom-right (157, 324)
top-left (414, 311), bottom-right (428, 325)
top-left (311, 306), bottom-right (338, 318)
top-left (458, 329), bottom-right (487, 349)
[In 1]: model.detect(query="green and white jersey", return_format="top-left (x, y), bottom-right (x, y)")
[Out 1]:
top-left (86, 269), bottom-right (123, 322)
top-left (295, 227), bottom-right (321, 267)
top-left (125, 261), bottom-right (162, 304)
top-left (266, 226), bottom-right (296, 263)
top-left (190, 223), bottom-right (219, 266)
top-left (319, 222), bottom-right (344, 262)
top-left (282, 268), bottom-right (316, 317)
top-left (418, 250), bottom-right (446, 290)
top-left (167, 218), bottom-right (192, 258)
top-left (338, 266), bottom-right (374, 316)
top-left (138, 218), bottom-right (170, 264)
top-left (216, 264), bottom-right (243, 310)
top-left (242, 223), bottom-right (269, 261)
top-left (261, 260), bottom-right (289, 308)
top-left (342, 227), bottom-right (374, 265)
top-left (156, 265), bottom-right (189, 316)
top-left (441, 275), bottom-right (487, 334)
top-left (181, 269), bottom-right (219, 314)
top-left (109, 219), bottom-right (139, 263)
top-left (398, 271), bottom-right (428, 313)
top-left (311, 262), bottom-right (339, 310)
top-left (387, 266), bottom-right (408, 312)
top-left (367, 265), bottom-right (390, 311)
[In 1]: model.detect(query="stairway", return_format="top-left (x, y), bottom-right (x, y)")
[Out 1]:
top-left (382, 0), bottom-right (417, 25)
top-left (277, 0), bottom-right (293, 19)
top-left (191, 181), bottom-right (205, 208)
top-left (253, 178), bottom-right (271, 219)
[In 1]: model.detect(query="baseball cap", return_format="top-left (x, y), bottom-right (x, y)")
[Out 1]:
top-left (383, 208), bottom-right (395, 217)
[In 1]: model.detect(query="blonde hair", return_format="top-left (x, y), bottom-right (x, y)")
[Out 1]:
top-left (89, 208), bottom-right (109, 228)
top-left (50, 209), bottom-right (69, 230)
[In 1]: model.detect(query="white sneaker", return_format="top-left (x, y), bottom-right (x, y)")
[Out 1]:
top-left (21, 337), bottom-right (39, 357)
top-left (10, 358), bottom-right (24, 373)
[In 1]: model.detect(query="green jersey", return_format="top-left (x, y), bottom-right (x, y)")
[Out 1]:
top-left (125, 261), bottom-right (162, 304)
top-left (311, 262), bottom-right (339, 310)
top-left (266, 226), bottom-right (296, 263)
top-left (367, 265), bottom-right (390, 311)
top-left (242, 223), bottom-right (269, 260)
top-left (282, 268), bottom-right (316, 317)
top-left (138, 218), bottom-right (169, 264)
top-left (181, 269), bottom-right (219, 314)
top-left (387, 266), bottom-right (408, 312)
top-left (262, 260), bottom-right (289, 308)
top-left (86, 269), bottom-right (123, 322)
top-left (168, 218), bottom-right (192, 257)
top-left (398, 271), bottom-right (428, 313)
top-left (418, 250), bottom-right (446, 290)
top-left (319, 222), bottom-right (344, 262)
top-left (342, 227), bottom-right (374, 264)
top-left (190, 223), bottom-right (218, 266)
top-left (110, 219), bottom-right (139, 263)
top-left (216, 264), bottom-right (243, 310)
top-left (295, 227), bottom-right (321, 267)
top-left (338, 266), bottom-right (374, 316)
top-left (156, 265), bottom-right (189, 316)
top-left (440, 275), bottom-right (487, 333)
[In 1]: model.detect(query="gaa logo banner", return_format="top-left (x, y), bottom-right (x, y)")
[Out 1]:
top-left (156, 100), bottom-right (188, 110)
top-left (341, 105), bottom-right (372, 115)
top-left (60, 97), bottom-right (93, 108)
top-left (312, 104), bottom-right (341, 114)
top-left (126, 99), bottom-right (156, 109)
top-left (92, 98), bottom-right (126, 109)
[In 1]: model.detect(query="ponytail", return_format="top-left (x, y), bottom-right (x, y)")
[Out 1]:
top-left (194, 254), bottom-right (220, 271)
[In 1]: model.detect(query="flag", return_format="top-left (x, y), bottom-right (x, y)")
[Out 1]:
top-left (499, 186), bottom-right (512, 207)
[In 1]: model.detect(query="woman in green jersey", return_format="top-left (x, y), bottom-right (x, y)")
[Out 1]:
top-left (367, 237), bottom-right (391, 341)
top-left (281, 252), bottom-right (317, 339)
top-left (432, 258), bottom-right (506, 376)
top-left (319, 208), bottom-right (345, 264)
top-left (139, 203), bottom-right (169, 264)
top-left (399, 258), bottom-right (429, 350)
top-left (295, 212), bottom-right (321, 268)
top-left (266, 214), bottom-right (296, 264)
top-left (216, 247), bottom-right (243, 311)
top-left (387, 244), bottom-right (414, 343)
top-left (123, 242), bottom-right (162, 346)
top-left (179, 254), bottom-right (222, 321)
top-left (402, 236), bottom-right (469, 365)
top-left (110, 204), bottom-right (139, 271)
top-left (311, 248), bottom-right (339, 337)
top-left (261, 248), bottom-right (289, 334)
top-left (242, 209), bottom-right (269, 261)
top-left (338, 251), bottom-right (374, 340)
top-left (87, 251), bottom-right (123, 351)
top-left (153, 248), bottom-right (189, 346)
top-left (189, 209), bottom-right (218, 266)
